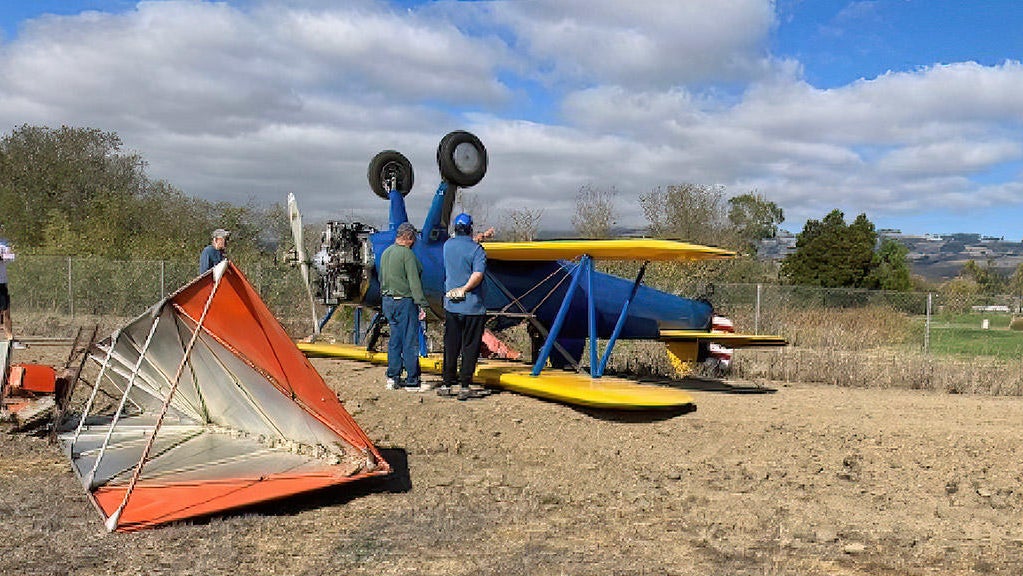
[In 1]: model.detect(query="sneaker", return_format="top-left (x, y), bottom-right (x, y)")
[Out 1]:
top-left (385, 378), bottom-right (397, 390)
top-left (404, 382), bottom-right (434, 392)
top-left (436, 385), bottom-right (455, 397)
top-left (457, 386), bottom-right (489, 401)
top-left (11, 341), bottom-right (27, 350)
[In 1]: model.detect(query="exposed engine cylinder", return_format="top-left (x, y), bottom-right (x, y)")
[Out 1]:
top-left (310, 221), bottom-right (376, 305)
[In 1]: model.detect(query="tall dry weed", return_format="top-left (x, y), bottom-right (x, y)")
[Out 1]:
top-left (733, 347), bottom-right (1023, 396)
top-left (764, 305), bottom-right (915, 350)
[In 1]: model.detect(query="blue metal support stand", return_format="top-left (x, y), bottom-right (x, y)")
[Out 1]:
top-left (364, 311), bottom-right (383, 343)
top-left (531, 256), bottom-right (590, 376)
top-left (595, 262), bottom-right (647, 377)
top-left (318, 305), bottom-right (337, 333)
top-left (587, 259), bottom-right (597, 377)
top-left (352, 306), bottom-right (362, 345)
top-left (418, 313), bottom-right (428, 357)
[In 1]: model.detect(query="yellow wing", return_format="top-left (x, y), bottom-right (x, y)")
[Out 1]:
top-left (481, 238), bottom-right (734, 262)
top-left (659, 330), bottom-right (788, 348)
top-left (297, 342), bottom-right (693, 410)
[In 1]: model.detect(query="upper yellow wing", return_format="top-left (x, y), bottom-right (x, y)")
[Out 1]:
top-left (481, 238), bottom-right (735, 262)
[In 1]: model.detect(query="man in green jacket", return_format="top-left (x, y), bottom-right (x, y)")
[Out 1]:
top-left (378, 222), bottom-right (429, 391)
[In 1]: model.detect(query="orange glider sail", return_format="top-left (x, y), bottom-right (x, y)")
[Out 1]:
top-left (61, 261), bottom-right (389, 532)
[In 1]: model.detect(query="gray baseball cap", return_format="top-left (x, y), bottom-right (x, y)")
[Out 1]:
top-left (212, 228), bottom-right (230, 239)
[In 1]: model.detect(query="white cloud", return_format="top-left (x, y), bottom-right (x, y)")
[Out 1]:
top-left (0, 0), bottom-right (1021, 238)
top-left (487, 0), bottom-right (776, 87)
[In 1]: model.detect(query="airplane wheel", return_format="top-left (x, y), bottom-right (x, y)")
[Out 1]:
top-left (437, 130), bottom-right (487, 187)
top-left (368, 150), bottom-right (414, 200)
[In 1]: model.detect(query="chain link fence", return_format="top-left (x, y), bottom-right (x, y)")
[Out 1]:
top-left (713, 283), bottom-right (1023, 350)
top-left (8, 254), bottom-right (312, 335)
top-left (10, 255), bottom-right (1023, 345)
top-left (9, 255), bottom-right (1023, 394)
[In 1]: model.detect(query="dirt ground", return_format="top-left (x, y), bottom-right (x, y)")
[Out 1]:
top-left (3, 342), bottom-right (1023, 576)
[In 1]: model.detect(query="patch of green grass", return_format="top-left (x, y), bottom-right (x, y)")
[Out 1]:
top-left (922, 313), bottom-right (1023, 358)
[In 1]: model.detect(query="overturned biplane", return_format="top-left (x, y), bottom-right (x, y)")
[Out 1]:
top-left (60, 261), bottom-right (389, 532)
top-left (291, 131), bottom-right (786, 409)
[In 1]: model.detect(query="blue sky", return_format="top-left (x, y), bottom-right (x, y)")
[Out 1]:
top-left (1, 0), bottom-right (1021, 239)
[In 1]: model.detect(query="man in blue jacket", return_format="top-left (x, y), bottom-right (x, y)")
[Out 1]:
top-left (442, 213), bottom-right (488, 400)
top-left (199, 228), bottom-right (229, 274)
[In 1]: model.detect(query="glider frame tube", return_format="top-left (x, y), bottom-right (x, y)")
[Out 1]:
top-left (105, 261), bottom-right (225, 532)
top-left (70, 327), bottom-right (121, 449)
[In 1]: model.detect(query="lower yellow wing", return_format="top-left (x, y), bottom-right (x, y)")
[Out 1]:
top-left (659, 330), bottom-right (788, 347)
top-left (298, 342), bottom-right (693, 410)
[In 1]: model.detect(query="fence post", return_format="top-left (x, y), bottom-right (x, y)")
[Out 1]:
top-left (755, 283), bottom-right (761, 334)
top-left (924, 292), bottom-right (932, 353)
top-left (67, 256), bottom-right (74, 319)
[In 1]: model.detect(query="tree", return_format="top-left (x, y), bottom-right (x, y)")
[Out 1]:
top-left (781, 210), bottom-right (881, 288)
top-left (0, 124), bottom-right (285, 260)
top-left (864, 238), bottom-right (912, 291)
top-left (456, 189), bottom-right (490, 232)
top-left (640, 183), bottom-right (732, 246)
top-left (0, 124), bottom-right (146, 246)
top-left (959, 259), bottom-right (1004, 295)
top-left (940, 276), bottom-right (981, 314)
top-left (502, 207), bottom-right (543, 241)
top-left (727, 191), bottom-right (784, 252)
top-left (572, 184), bottom-right (617, 239)
top-left (1009, 263), bottom-right (1023, 301)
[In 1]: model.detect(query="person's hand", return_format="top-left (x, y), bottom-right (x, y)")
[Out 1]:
top-left (418, 306), bottom-right (427, 321)
top-left (474, 227), bottom-right (495, 243)
top-left (446, 287), bottom-right (466, 301)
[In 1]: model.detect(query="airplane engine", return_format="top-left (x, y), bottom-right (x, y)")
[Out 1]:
top-left (311, 221), bottom-right (377, 305)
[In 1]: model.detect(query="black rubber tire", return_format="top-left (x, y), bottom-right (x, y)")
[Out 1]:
top-left (436, 131), bottom-right (487, 187)
top-left (367, 150), bottom-right (414, 200)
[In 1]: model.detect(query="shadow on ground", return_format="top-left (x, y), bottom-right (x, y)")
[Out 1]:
top-left (668, 376), bottom-right (777, 394)
top-left (154, 447), bottom-right (412, 527)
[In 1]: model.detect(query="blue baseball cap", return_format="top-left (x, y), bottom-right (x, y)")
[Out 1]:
top-left (453, 213), bottom-right (473, 227)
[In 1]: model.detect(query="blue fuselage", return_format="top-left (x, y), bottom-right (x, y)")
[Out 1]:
top-left (360, 187), bottom-right (713, 340)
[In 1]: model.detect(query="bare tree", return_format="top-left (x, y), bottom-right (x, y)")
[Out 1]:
top-left (501, 207), bottom-right (544, 241)
top-left (455, 188), bottom-right (490, 232)
top-left (572, 184), bottom-right (618, 238)
top-left (640, 183), bottom-right (733, 246)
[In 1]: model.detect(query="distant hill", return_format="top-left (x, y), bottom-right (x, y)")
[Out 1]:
top-left (887, 232), bottom-right (1023, 282)
top-left (756, 230), bottom-right (1023, 282)
top-left (540, 227), bottom-right (1021, 283)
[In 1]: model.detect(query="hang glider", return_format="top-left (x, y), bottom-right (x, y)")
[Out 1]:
top-left (61, 261), bottom-right (389, 532)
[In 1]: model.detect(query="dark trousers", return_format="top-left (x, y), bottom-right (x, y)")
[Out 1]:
top-left (443, 311), bottom-right (487, 388)
top-left (382, 297), bottom-right (421, 385)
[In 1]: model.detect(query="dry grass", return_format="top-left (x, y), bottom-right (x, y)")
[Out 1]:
top-left (738, 305), bottom-right (916, 351)
top-left (19, 304), bottom-right (1022, 397)
top-left (734, 347), bottom-right (1023, 396)
top-left (727, 305), bottom-right (1023, 396)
